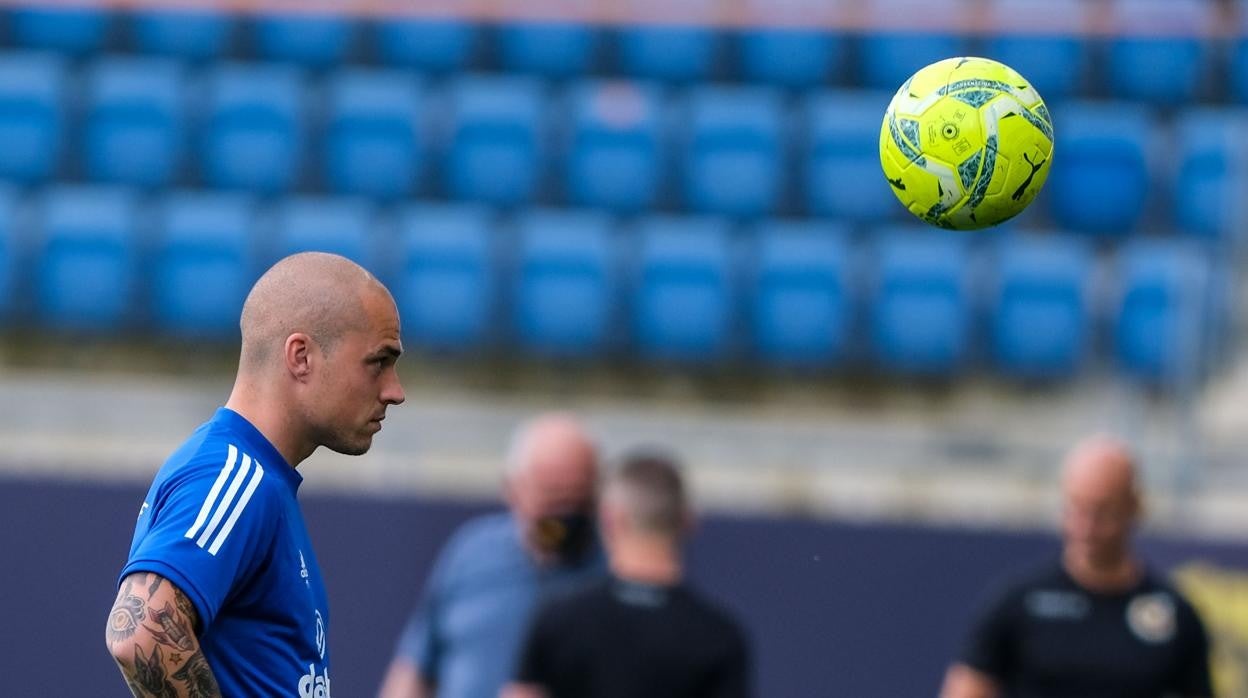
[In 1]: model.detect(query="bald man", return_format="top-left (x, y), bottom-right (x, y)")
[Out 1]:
top-left (941, 436), bottom-right (1213, 698)
top-left (378, 414), bottom-right (606, 698)
top-left (106, 252), bottom-right (405, 697)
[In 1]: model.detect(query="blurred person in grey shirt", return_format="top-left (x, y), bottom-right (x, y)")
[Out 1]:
top-left (378, 413), bottom-right (606, 698)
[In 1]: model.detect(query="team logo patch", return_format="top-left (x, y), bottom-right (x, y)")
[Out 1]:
top-left (315, 610), bottom-right (326, 660)
top-left (1127, 593), bottom-right (1177, 644)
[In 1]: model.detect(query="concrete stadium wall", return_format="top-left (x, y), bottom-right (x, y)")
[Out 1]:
top-left (5, 476), bottom-right (1247, 697)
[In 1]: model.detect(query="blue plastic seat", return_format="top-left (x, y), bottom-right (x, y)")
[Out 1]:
top-left (990, 234), bottom-right (1094, 379)
top-left (131, 9), bottom-right (233, 60)
top-left (0, 52), bottom-right (67, 183)
top-left (513, 209), bottom-right (616, 357)
top-left (982, 0), bottom-right (1090, 100)
top-left (1173, 108), bottom-right (1248, 243)
top-left (1106, 0), bottom-right (1214, 105)
top-left (253, 11), bottom-right (356, 68)
top-left (325, 69), bottom-right (424, 200)
top-left (869, 228), bottom-right (971, 375)
top-left (153, 192), bottom-right (256, 337)
top-left (200, 63), bottom-right (305, 194)
top-left (1235, 6), bottom-right (1248, 104)
top-left (684, 86), bottom-right (785, 218)
top-left (858, 0), bottom-right (969, 90)
top-left (565, 80), bottom-right (663, 214)
top-left (10, 5), bottom-right (109, 55)
top-left (35, 186), bottom-right (139, 332)
top-left (0, 187), bottom-right (17, 322)
top-left (751, 220), bottom-right (852, 368)
top-left (395, 204), bottom-right (496, 351)
top-left (499, 21), bottom-right (598, 78)
top-left (443, 75), bottom-right (545, 207)
top-left (83, 57), bottom-right (185, 188)
top-left (271, 197), bottom-right (374, 267)
top-left (739, 29), bottom-right (843, 89)
top-left (1114, 239), bottom-right (1215, 384)
top-left (374, 18), bottom-right (477, 72)
top-left (618, 25), bottom-right (719, 83)
top-left (804, 90), bottom-right (898, 221)
top-left (633, 216), bottom-right (735, 363)
top-left (1049, 103), bottom-right (1154, 236)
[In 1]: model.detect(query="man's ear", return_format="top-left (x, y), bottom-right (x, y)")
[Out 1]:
top-left (285, 333), bottom-right (314, 381)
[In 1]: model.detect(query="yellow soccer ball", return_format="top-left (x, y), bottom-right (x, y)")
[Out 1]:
top-left (879, 57), bottom-right (1054, 230)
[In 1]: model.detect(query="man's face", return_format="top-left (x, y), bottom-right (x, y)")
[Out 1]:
top-left (1061, 475), bottom-right (1137, 568)
top-left (509, 435), bottom-right (597, 562)
top-left (307, 288), bottom-right (406, 456)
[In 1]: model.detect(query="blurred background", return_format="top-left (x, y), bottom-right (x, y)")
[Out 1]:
top-left (1, 0), bottom-right (1248, 695)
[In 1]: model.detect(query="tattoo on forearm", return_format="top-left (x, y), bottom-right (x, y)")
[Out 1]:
top-left (173, 650), bottom-right (221, 698)
top-left (147, 601), bottom-right (196, 652)
top-left (132, 644), bottom-right (178, 698)
top-left (109, 574), bottom-right (221, 697)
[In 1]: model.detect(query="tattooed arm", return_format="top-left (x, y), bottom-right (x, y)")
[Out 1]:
top-left (106, 572), bottom-right (222, 698)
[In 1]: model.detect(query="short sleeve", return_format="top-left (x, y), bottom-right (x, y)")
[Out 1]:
top-left (120, 443), bottom-right (279, 630)
top-left (958, 583), bottom-right (1020, 681)
top-left (1170, 597), bottom-right (1214, 697)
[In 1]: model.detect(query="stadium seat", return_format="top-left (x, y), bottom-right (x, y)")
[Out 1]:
top-left (271, 197), bottom-right (374, 267)
top-left (1173, 108), bottom-right (1248, 243)
top-left (868, 228), bottom-right (971, 376)
top-left (0, 187), bottom-right (16, 322)
top-left (152, 192), bottom-right (256, 337)
top-left (374, 18), bottom-right (477, 72)
top-left (35, 186), bottom-right (139, 332)
top-left (617, 25), bottom-right (720, 83)
top-left (1113, 239), bottom-right (1214, 384)
top-left (513, 209), bottom-right (617, 357)
top-left (1106, 0), bottom-right (1214, 105)
top-left (131, 9), bottom-right (233, 60)
top-left (499, 21), bottom-right (598, 78)
top-left (253, 11), bottom-right (356, 68)
top-left (684, 86), bottom-right (785, 218)
top-left (1235, 7), bottom-right (1248, 104)
top-left (9, 5), bottom-right (109, 55)
top-left (982, 0), bottom-right (1090, 100)
top-left (395, 204), bottom-right (496, 351)
top-left (83, 57), bottom-right (186, 188)
top-left (989, 234), bottom-right (1094, 379)
top-left (565, 80), bottom-right (664, 214)
top-left (750, 220), bottom-right (852, 368)
top-left (1048, 103), bottom-right (1154, 236)
top-left (633, 215), bottom-right (735, 363)
top-left (739, 29), bottom-right (844, 89)
top-left (200, 63), bottom-right (305, 194)
top-left (803, 90), bottom-right (899, 221)
top-left (443, 75), bottom-right (545, 207)
top-left (324, 69), bottom-right (424, 200)
top-left (858, 0), bottom-right (970, 91)
top-left (0, 52), bottom-right (67, 184)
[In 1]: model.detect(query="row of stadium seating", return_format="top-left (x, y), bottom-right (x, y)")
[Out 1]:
top-left (1, 51), bottom-right (1245, 239)
top-left (0, 185), bottom-right (1226, 384)
top-left (1, 1), bottom-right (1246, 104)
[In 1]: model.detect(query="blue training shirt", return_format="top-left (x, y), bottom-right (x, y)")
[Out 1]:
top-left (120, 407), bottom-right (332, 697)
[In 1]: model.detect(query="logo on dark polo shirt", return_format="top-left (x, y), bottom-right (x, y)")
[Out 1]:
top-left (1025, 590), bottom-right (1091, 620)
top-left (1127, 593), bottom-right (1177, 644)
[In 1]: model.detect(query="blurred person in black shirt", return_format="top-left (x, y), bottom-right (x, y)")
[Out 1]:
top-left (503, 450), bottom-right (750, 698)
top-left (941, 435), bottom-right (1214, 698)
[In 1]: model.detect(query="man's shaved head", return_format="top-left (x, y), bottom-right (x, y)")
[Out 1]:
top-left (1060, 434), bottom-right (1142, 573)
top-left (1061, 435), bottom-right (1139, 502)
top-left (240, 252), bottom-right (388, 369)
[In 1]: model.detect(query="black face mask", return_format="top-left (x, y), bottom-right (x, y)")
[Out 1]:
top-left (532, 511), bottom-right (595, 563)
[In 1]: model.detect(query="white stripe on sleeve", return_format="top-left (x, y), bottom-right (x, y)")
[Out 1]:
top-left (184, 444), bottom-right (238, 540)
top-left (206, 461), bottom-right (265, 556)
top-left (195, 453), bottom-right (252, 549)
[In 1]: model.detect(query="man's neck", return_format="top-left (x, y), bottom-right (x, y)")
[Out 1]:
top-left (225, 386), bottom-right (312, 468)
top-left (609, 536), bottom-right (682, 586)
top-left (1063, 548), bottom-right (1141, 593)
